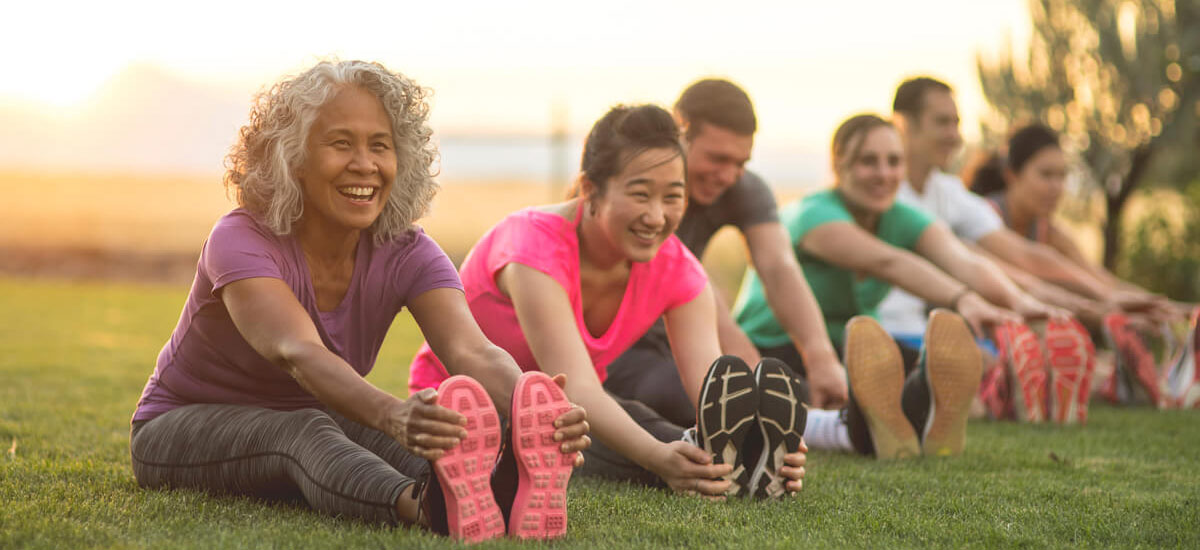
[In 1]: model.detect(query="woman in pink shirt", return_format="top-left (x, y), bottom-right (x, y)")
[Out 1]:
top-left (411, 105), bottom-right (808, 499)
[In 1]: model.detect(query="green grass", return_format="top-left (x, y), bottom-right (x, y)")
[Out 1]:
top-left (1, 276), bottom-right (1198, 549)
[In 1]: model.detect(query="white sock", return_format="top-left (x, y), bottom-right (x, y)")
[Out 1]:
top-left (804, 408), bottom-right (854, 452)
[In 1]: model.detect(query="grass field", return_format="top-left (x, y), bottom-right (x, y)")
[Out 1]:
top-left (2, 277), bottom-right (1198, 549)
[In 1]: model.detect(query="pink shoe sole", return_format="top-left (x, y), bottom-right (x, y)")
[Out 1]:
top-left (509, 372), bottom-right (574, 540)
top-left (1072, 319), bottom-right (1097, 423)
top-left (1044, 319), bottom-right (1090, 425)
top-left (434, 376), bottom-right (505, 543)
top-left (995, 322), bottom-right (1047, 423)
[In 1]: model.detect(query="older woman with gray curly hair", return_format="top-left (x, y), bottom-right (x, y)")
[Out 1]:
top-left (128, 60), bottom-right (589, 541)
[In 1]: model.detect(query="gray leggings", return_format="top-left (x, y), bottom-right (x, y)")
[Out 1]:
top-left (130, 404), bottom-right (428, 524)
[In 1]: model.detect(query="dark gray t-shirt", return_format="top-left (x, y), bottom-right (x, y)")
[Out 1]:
top-left (675, 170), bottom-right (779, 258)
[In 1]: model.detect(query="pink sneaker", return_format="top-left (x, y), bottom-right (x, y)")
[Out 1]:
top-left (1071, 319), bottom-right (1097, 423)
top-left (509, 371), bottom-right (574, 540)
top-left (978, 359), bottom-right (1012, 421)
top-left (994, 322), bottom-right (1047, 423)
top-left (1043, 318), bottom-right (1091, 425)
top-left (433, 376), bottom-right (506, 543)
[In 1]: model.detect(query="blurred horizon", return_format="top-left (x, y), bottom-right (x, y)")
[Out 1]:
top-left (1, 0), bottom-right (1032, 185)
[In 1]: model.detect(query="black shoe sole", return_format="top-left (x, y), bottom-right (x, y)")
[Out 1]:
top-left (751, 358), bottom-right (807, 499)
top-left (696, 355), bottom-right (759, 497)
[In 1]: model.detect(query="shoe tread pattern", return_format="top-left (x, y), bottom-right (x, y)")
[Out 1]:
top-left (434, 375), bottom-right (505, 543)
top-left (844, 317), bottom-right (919, 460)
top-left (697, 357), bottom-right (759, 496)
top-left (509, 372), bottom-right (573, 540)
top-left (753, 358), bottom-right (806, 498)
top-left (923, 311), bottom-right (982, 456)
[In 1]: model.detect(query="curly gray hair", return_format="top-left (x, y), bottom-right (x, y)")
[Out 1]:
top-left (224, 60), bottom-right (438, 242)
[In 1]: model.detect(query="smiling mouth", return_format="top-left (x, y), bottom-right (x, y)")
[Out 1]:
top-left (338, 186), bottom-right (378, 202)
top-left (631, 228), bottom-right (661, 241)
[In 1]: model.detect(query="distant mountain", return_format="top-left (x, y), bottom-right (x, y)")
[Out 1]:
top-left (0, 64), bottom-right (250, 173)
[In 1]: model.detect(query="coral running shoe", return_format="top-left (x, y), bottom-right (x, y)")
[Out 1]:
top-left (1043, 318), bottom-right (1091, 424)
top-left (994, 321), bottom-right (1047, 423)
top-left (509, 371), bottom-right (574, 540)
top-left (978, 359), bottom-right (1012, 421)
top-left (1102, 313), bottom-right (1167, 408)
top-left (433, 376), bottom-right (506, 543)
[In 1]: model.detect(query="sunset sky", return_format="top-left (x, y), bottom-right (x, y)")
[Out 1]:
top-left (2, 0), bottom-right (1032, 182)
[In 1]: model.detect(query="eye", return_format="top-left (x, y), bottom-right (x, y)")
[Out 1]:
top-left (331, 139), bottom-right (351, 148)
top-left (371, 141), bottom-right (392, 152)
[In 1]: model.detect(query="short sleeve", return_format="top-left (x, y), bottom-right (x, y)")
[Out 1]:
top-left (728, 171), bottom-right (780, 231)
top-left (398, 231), bottom-right (464, 300)
top-left (885, 201), bottom-right (937, 250)
top-left (483, 211), bottom-right (575, 294)
top-left (946, 185), bottom-right (1004, 242)
top-left (785, 191), bottom-right (855, 243)
top-left (202, 212), bottom-right (285, 295)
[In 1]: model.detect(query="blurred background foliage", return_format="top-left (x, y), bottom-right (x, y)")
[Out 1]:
top-left (976, 0), bottom-right (1199, 300)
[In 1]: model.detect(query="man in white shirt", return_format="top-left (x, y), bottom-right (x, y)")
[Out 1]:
top-left (881, 77), bottom-right (1113, 342)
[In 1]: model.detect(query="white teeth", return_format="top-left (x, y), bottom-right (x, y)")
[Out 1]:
top-left (633, 230), bottom-right (658, 240)
top-left (339, 186), bottom-right (375, 199)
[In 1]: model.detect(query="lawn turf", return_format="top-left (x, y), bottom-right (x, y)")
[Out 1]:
top-left (1, 276), bottom-right (1198, 549)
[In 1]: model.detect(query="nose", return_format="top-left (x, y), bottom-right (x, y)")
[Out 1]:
top-left (643, 199), bottom-right (666, 228)
top-left (348, 145), bottom-right (379, 174)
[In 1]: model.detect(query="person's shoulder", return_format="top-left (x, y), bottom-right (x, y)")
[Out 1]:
top-left (208, 208), bottom-right (279, 247)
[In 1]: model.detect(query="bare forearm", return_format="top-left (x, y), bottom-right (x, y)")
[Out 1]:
top-left (758, 262), bottom-right (837, 370)
top-left (441, 342), bottom-right (521, 417)
top-left (561, 380), bottom-right (665, 470)
top-left (278, 340), bottom-right (399, 431)
top-left (872, 253), bottom-right (970, 308)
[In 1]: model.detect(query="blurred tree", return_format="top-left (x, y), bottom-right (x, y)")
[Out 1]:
top-left (976, 0), bottom-right (1199, 268)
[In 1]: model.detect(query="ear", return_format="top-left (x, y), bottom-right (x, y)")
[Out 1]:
top-left (579, 176), bottom-right (597, 200)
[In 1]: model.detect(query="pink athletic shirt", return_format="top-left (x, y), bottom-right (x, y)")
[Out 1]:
top-left (408, 205), bottom-right (708, 393)
top-left (132, 209), bottom-right (463, 422)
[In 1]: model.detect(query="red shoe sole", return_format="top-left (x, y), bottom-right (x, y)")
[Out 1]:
top-left (1044, 319), bottom-right (1089, 424)
top-left (1071, 319), bottom-right (1097, 423)
top-left (509, 372), bottom-right (574, 540)
top-left (433, 376), bottom-right (505, 543)
top-left (1103, 313), bottom-right (1166, 407)
top-left (995, 322), bottom-right (1047, 423)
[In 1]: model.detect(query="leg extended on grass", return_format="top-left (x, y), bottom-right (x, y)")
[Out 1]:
top-left (130, 404), bottom-right (429, 525)
top-left (576, 395), bottom-right (686, 487)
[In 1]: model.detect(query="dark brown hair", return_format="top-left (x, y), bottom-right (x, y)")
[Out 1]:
top-left (572, 104), bottom-right (684, 198)
top-left (674, 78), bottom-right (757, 139)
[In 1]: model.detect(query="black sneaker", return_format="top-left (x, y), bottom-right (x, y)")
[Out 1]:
top-left (749, 358), bottom-right (807, 499)
top-left (696, 355), bottom-right (759, 497)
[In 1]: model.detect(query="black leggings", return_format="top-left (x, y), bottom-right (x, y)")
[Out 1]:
top-left (130, 404), bottom-right (428, 524)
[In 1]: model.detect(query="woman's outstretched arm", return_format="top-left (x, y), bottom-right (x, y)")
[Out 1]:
top-left (498, 263), bottom-right (732, 496)
top-left (222, 277), bottom-right (465, 460)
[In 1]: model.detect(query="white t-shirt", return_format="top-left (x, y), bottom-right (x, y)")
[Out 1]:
top-left (878, 171), bottom-right (1004, 337)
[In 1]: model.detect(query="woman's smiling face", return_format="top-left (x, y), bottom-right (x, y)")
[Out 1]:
top-left (297, 85), bottom-right (397, 234)
top-left (588, 147), bottom-right (687, 263)
top-left (837, 125), bottom-right (905, 215)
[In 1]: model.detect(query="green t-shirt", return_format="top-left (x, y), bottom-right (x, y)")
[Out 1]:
top-left (732, 188), bottom-right (935, 349)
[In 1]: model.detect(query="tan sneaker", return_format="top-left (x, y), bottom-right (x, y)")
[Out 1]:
top-left (844, 316), bottom-right (919, 460)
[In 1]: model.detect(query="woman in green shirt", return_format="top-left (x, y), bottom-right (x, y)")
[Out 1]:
top-left (734, 114), bottom-right (1047, 459)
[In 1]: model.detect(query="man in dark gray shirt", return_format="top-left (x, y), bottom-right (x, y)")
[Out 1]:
top-left (603, 79), bottom-right (847, 426)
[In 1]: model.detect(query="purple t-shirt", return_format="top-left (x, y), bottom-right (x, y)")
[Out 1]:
top-left (132, 209), bottom-right (463, 422)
